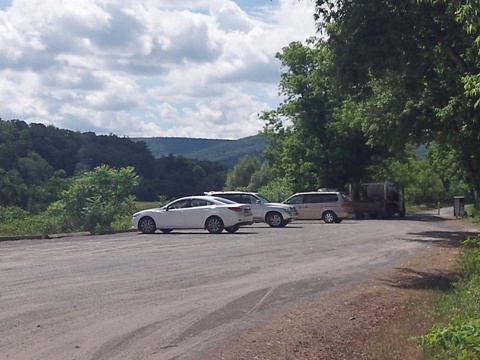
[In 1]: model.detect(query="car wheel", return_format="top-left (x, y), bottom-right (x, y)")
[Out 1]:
top-left (205, 216), bottom-right (224, 234)
top-left (225, 225), bottom-right (240, 233)
top-left (266, 212), bottom-right (284, 228)
top-left (160, 229), bottom-right (172, 234)
top-left (322, 211), bottom-right (337, 224)
top-left (138, 216), bottom-right (156, 234)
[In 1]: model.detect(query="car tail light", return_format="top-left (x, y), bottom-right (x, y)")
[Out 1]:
top-left (228, 207), bottom-right (243, 212)
top-left (341, 202), bottom-right (352, 208)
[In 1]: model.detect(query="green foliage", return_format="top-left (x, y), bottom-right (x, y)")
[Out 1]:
top-left (48, 165), bottom-right (139, 234)
top-left (0, 169), bottom-right (29, 208)
top-left (0, 119), bottom-right (232, 204)
top-left (258, 178), bottom-right (294, 203)
top-left (311, 0), bottom-right (480, 208)
top-left (0, 206), bottom-right (60, 236)
top-left (149, 154), bottom-right (228, 199)
top-left (466, 207), bottom-right (480, 223)
top-left (368, 149), bottom-right (455, 205)
top-left (225, 155), bottom-right (261, 190)
top-left (417, 319), bottom-right (480, 359)
top-left (416, 233), bottom-right (480, 359)
top-left (420, 0), bottom-right (480, 107)
top-left (249, 161), bottom-right (275, 191)
top-left (261, 40), bottom-right (383, 193)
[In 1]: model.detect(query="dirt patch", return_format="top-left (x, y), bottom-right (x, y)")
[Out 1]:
top-left (206, 242), bottom-right (462, 360)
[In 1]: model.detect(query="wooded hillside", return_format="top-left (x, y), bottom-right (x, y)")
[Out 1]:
top-left (0, 119), bottom-right (236, 209)
top-left (132, 135), bottom-right (266, 167)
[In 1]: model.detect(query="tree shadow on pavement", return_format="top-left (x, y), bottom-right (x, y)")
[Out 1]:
top-left (403, 230), bottom-right (478, 248)
top-left (381, 268), bottom-right (456, 292)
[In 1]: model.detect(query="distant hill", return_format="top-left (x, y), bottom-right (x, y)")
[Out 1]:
top-left (132, 135), bottom-right (267, 167)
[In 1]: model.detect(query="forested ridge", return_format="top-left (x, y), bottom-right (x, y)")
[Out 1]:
top-left (0, 119), bottom-right (229, 210)
top-left (133, 135), bottom-right (267, 167)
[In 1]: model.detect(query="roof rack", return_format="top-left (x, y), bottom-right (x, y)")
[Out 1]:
top-left (317, 188), bottom-right (337, 192)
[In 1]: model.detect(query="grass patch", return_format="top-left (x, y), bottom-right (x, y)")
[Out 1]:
top-left (415, 233), bottom-right (480, 359)
top-left (135, 201), bottom-right (159, 211)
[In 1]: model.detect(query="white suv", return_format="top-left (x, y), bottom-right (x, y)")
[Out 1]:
top-left (204, 191), bottom-right (298, 227)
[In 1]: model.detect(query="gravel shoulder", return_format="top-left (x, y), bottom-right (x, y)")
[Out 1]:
top-left (202, 215), bottom-right (476, 360)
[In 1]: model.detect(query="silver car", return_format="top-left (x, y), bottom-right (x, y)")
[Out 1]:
top-left (283, 190), bottom-right (354, 223)
top-left (204, 191), bottom-right (298, 227)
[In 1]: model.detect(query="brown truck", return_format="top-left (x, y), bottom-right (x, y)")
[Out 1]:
top-left (349, 181), bottom-right (406, 219)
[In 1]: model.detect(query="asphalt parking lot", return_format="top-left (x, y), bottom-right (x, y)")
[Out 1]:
top-left (1, 211), bottom-right (476, 360)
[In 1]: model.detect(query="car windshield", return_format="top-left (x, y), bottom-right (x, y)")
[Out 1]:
top-left (255, 193), bottom-right (272, 203)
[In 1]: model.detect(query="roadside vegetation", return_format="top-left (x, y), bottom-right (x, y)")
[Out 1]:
top-left (416, 210), bottom-right (480, 359)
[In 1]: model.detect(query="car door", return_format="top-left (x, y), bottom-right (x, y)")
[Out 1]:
top-left (164, 199), bottom-right (194, 228)
top-left (188, 199), bottom-right (214, 227)
top-left (241, 194), bottom-right (263, 222)
top-left (302, 194), bottom-right (323, 220)
top-left (285, 195), bottom-right (306, 219)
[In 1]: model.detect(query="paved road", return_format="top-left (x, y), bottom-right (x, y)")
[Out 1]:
top-left (1, 210), bottom-right (477, 360)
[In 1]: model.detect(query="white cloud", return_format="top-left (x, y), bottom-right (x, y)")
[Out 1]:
top-left (0, 0), bottom-right (316, 139)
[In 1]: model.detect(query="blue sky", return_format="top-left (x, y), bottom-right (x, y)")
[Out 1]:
top-left (0, 0), bottom-right (10, 10)
top-left (0, 0), bottom-right (317, 139)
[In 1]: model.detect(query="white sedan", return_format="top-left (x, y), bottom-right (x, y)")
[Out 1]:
top-left (132, 196), bottom-right (254, 234)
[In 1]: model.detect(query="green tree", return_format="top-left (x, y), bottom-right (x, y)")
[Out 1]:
top-left (249, 161), bottom-right (275, 191)
top-left (48, 165), bottom-right (139, 233)
top-left (368, 149), bottom-right (447, 205)
top-left (0, 169), bottom-right (29, 207)
top-left (17, 152), bottom-right (54, 185)
top-left (421, 0), bottom-right (480, 107)
top-left (311, 0), bottom-right (480, 206)
top-left (225, 155), bottom-right (261, 190)
top-left (261, 40), bottom-right (384, 193)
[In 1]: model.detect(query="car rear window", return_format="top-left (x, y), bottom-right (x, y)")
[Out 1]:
top-left (320, 194), bottom-right (339, 203)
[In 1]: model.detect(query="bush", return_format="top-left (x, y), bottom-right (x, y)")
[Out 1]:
top-left (47, 165), bottom-right (139, 234)
top-left (0, 206), bottom-right (61, 236)
top-left (417, 233), bottom-right (480, 359)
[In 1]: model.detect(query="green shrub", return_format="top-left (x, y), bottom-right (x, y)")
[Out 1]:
top-left (417, 319), bottom-right (480, 359)
top-left (0, 207), bottom-right (62, 237)
top-left (50, 165), bottom-right (139, 234)
top-left (417, 233), bottom-right (480, 359)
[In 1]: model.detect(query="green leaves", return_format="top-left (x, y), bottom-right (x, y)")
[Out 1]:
top-left (47, 165), bottom-right (139, 234)
top-left (417, 318), bottom-right (480, 358)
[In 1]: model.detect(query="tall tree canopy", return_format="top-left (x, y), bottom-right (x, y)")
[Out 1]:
top-left (312, 0), bottom-right (480, 205)
top-left (261, 40), bottom-right (385, 193)
top-left (263, 0), bottom-right (480, 205)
